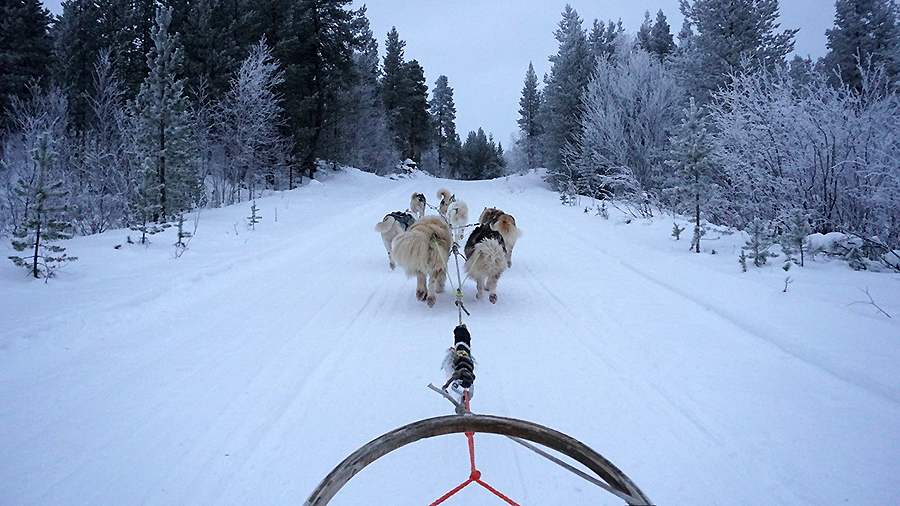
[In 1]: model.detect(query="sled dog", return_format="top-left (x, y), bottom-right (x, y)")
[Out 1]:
top-left (375, 211), bottom-right (416, 270)
top-left (391, 216), bottom-right (452, 307)
top-left (464, 225), bottom-right (508, 304)
top-left (479, 207), bottom-right (522, 267)
top-left (410, 192), bottom-right (427, 219)
top-left (437, 188), bottom-right (455, 218)
top-left (447, 200), bottom-right (469, 243)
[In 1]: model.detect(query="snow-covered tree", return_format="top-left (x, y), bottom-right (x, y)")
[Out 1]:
top-left (568, 43), bottom-right (683, 211)
top-left (710, 62), bottom-right (900, 249)
top-left (516, 62), bottom-right (542, 170)
top-left (336, 12), bottom-right (398, 176)
top-left (130, 6), bottom-right (201, 225)
top-left (664, 98), bottom-right (720, 253)
top-left (8, 132), bottom-right (77, 279)
top-left (647, 10), bottom-right (677, 62)
top-left (742, 218), bottom-right (778, 267)
top-left (780, 208), bottom-right (812, 267)
top-left (676, 0), bottom-right (797, 103)
top-left (824, 0), bottom-right (900, 91)
top-left (542, 5), bottom-right (592, 184)
top-left (218, 37), bottom-right (287, 203)
top-left (73, 49), bottom-right (133, 235)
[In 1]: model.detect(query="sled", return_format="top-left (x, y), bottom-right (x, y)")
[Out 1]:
top-left (303, 412), bottom-right (653, 506)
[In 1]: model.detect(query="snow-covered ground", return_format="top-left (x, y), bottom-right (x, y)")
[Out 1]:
top-left (2, 168), bottom-right (899, 506)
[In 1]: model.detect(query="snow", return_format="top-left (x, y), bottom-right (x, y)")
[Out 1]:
top-left (2, 167), bottom-right (899, 506)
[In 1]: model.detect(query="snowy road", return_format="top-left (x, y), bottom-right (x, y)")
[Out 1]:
top-left (2, 169), bottom-right (899, 506)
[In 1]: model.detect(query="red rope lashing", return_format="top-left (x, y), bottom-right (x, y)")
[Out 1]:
top-left (476, 479), bottom-right (523, 506)
top-left (424, 390), bottom-right (523, 506)
top-left (427, 479), bottom-right (474, 506)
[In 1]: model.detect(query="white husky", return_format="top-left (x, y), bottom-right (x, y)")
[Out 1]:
top-left (391, 216), bottom-right (453, 307)
top-left (447, 200), bottom-right (469, 243)
top-left (464, 224), bottom-right (508, 304)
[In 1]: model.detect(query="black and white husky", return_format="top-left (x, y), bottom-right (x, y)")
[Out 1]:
top-left (464, 224), bottom-right (508, 304)
top-left (375, 211), bottom-right (415, 270)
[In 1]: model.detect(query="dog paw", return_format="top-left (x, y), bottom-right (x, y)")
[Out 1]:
top-left (507, 260), bottom-right (512, 268)
top-left (489, 293), bottom-right (498, 304)
top-left (390, 262), bottom-right (395, 270)
top-left (427, 296), bottom-right (436, 307)
top-left (416, 290), bottom-right (427, 301)
top-left (435, 284), bottom-right (445, 294)
top-left (475, 291), bottom-right (483, 300)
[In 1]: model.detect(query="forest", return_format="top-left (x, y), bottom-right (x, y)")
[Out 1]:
top-left (1, 0), bottom-right (898, 277)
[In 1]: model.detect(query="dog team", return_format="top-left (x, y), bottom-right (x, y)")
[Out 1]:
top-left (374, 189), bottom-right (521, 307)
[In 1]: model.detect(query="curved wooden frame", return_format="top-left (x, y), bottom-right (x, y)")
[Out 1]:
top-left (303, 414), bottom-right (653, 506)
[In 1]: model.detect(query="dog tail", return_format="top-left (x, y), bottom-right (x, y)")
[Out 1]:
top-left (375, 216), bottom-right (396, 233)
top-left (493, 216), bottom-right (522, 243)
top-left (466, 238), bottom-right (507, 277)
top-left (391, 230), bottom-right (446, 276)
top-left (437, 188), bottom-right (451, 202)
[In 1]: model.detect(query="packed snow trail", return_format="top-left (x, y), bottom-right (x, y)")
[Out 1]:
top-left (1, 169), bottom-right (899, 506)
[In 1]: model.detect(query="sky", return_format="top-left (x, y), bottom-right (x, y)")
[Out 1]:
top-left (352, 0), bottom-right (834, 143)
top-left (41, 0), bottom-right (835, 144)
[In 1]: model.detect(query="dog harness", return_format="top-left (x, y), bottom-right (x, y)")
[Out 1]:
top-left (465, 224), bottom-right (507, 255)
top-left (387, 211), bottom-right (415, 231)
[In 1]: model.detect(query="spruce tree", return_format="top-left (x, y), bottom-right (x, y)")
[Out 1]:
top-left (0, 0), bottom-right (53, 130)
top-left (824, 0), bottom-right (900, 91)
top-left (541, 5), bottom-right (592, 182)
top-left (647, 10), bottom-right (676, 62)
top-left (429, 75), bottom-right (458, 176)
top-left (274, 0), bottom-right (357, 180)
top-left (677, 0), bottom-right (797, 103)
top-left (338, 10), bottom-right (398, 176)
top-left (780, 208), bottom-right (812, 267)
top-left (665, 98), bottom-right (719, 253)
top-left (130, 6), bottom-right (200, 228)
top-left (516, 62), bottom-right (542, 170)
top-left (743, 219), bottom-right (778, 267)
top-left (8, 133), bottom-right (77, 279)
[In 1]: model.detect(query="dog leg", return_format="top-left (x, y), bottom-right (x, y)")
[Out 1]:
top-left (389, 252), bottom-right (395, 270)
top-left (416, 272), bottom-right (428, 301)
top-left (486, 274), bottom-right (500, 304)
top-left (433, 268), bottom-right (446, 293)
top-left (474, 277), bottom-right (484, 299)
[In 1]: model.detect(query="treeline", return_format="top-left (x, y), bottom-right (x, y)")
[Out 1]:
top-left (509, 0), bottom-right (900, 260)
top-left (0, 0), bottom-right (503, 277)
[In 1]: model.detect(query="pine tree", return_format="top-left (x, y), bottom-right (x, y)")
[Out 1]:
top-left (338, 10), bottom-right (398, 176)
top-left (399, 60), bottom-right (432, 164)
top-left (824, 0), bottom-right (900, 91)
top-left (130, 6), bottom-right (200, 228)
top-left (516, 62), bottom-right (542, 170)
top-left (429, 75), bottom-right (458, 176)
top-left (647, 10), bottom-right (676, 62)
top-left (381, 30), bottom-right (430, 164)
top-left (0, 0), bottom-right (53, 131)
top-left (742, 218), bottom-right (778, 267)
top-left (677, 0), bottom-right (798, 103)
top-left (665, 98), bottom-right (719, 253)
top-left (541, 5), bottom-right (592, 182)
top-left (8, 133), bottom-right (77, 279)
top-left (637, 12), bottom-right (653, 51)
top-left (460, 128), bottom-right (504, 180)
top-left (247, 200), bottom-right (261, 230)
top-left (274, 0), bottom-right (357, 180)
top-left (780, 208), bottom-right (812, 267)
